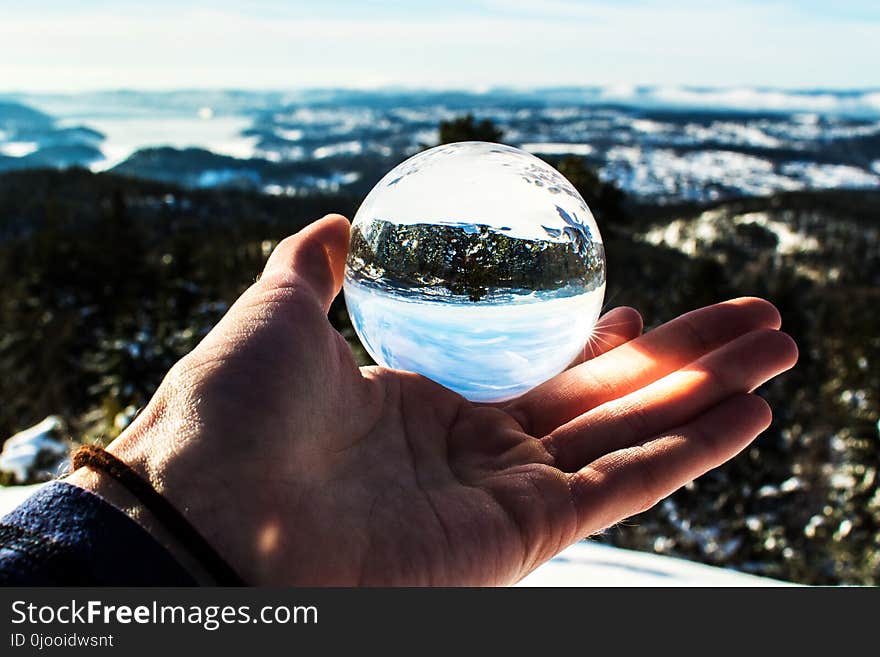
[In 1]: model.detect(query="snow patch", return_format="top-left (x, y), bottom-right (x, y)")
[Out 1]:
top-left (275, 128), bottom-right (303, 141)
top-left (520, 142), bottom-right (594, 156)
top-left (629, 119), bottom-right (670, 135)
top-left (637, 87), bottom-right (880, 118)
top-left (602, 148), bottom-right (803, 200)
top-left (517, 541), bottom-right (791, 587)
top-left (734, 211), bottom-right (821, 255)
top-left (684, 122), bottom-right (782, 149)
top-left (0, 141), bottom-right (39, 157)
top-left (313, 141), bottom-right (363, 159)
top-left (781, 162), bottom-right (880, 189)
top-left (643, 209), bottom-right (820, 257)
top-left (0, 417), bottom-right (71, 484)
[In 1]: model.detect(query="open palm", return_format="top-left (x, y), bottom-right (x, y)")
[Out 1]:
top-left (89, 215), bottom-right (797, 585)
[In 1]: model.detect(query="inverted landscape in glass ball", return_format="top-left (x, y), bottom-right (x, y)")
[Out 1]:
top-left (344, 141), bottom-right (606, 403)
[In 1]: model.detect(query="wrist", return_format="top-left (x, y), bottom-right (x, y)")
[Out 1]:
top-left (66, 465), bottom-right (217, 584)
top-left (72, 370), bottom-right (264, 584)
top-left (66, 433), bottom-right (229, 585)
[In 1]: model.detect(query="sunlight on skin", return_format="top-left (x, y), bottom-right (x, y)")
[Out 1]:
top-left (509, 296), bottom-right (784, 438)
top-left (543, 327), bottom-right (797, 471)
top-left (257, 522), bottom-right (282, 556)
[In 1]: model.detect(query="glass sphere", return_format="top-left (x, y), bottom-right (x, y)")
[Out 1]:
top-left (344, 141), bottom-right (606, 403)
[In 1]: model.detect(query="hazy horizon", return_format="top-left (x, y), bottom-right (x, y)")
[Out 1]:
top-left (4, 84), bottom-right (880, 95)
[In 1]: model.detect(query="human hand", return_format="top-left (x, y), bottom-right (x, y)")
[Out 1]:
top-left (69, 214), bottom-right (797, 585)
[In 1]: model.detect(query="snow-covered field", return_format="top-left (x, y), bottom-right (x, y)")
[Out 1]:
top-left (3, 87), bottom-right (880, 203)
top-left (517, 541), bottom-right (791, 586)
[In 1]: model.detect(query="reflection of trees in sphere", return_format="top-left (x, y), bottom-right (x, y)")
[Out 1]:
top-left (344, 142), bottom-right (606, 403)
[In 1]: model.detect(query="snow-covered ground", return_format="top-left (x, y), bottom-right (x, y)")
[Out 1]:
top-left (0, 482), bottom-right (791, 586)
top-left (517, 541), bottom-right (791, 586)
top-left (0, 416), bottom-right (70, 484)
top-left (642, 209), bottom-right (821, 257)
top-left (0, 483), bottom-right (44, 514)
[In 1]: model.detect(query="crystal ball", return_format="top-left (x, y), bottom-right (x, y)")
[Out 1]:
top-left (343, 141), bottom-right (606, 403)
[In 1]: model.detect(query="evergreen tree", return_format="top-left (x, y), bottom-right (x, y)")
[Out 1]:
top-left (438, 114), bottom-right (504, 144)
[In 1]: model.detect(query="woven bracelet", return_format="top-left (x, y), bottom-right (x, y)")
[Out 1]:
top-left (72, 445), bottom-right (245, 586)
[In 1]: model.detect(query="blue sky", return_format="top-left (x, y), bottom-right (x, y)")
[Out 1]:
top-left (0, 1), bottom-right (877, 91)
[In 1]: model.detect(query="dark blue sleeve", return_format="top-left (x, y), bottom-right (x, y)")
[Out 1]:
top-left (0, 481), bottom-right (196, 585)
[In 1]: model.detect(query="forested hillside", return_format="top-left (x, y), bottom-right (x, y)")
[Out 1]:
top-left (0, 167), bottom-right (877, 584)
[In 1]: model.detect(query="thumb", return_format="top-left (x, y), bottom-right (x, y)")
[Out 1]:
top-left (262, 214), bottom-right (351, 311)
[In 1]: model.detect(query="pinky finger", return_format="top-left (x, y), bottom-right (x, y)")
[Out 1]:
top-left (567, 393), bottom-right (772, 538)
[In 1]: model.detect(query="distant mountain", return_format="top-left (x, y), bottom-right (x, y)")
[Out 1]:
top-left (2, 89), bottom-right (879, 201)
top-left (0, 101), bottom-right (53, 132)
top-left (110, 146), bottom-right (378, 195)
top-left (111, 147), bottom-right (264, 189)
top-left (0, 100), bottom-right (105, 172)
